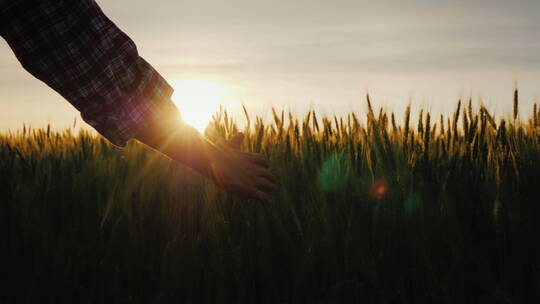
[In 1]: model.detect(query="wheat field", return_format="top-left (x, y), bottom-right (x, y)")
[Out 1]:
top-left (1, 90), bottom-right (539, 303)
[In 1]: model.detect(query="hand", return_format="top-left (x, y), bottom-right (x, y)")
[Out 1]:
top-left (132, 107), bottom-right (277, 203)
top-left (209, 133), bottom-right (278, 204)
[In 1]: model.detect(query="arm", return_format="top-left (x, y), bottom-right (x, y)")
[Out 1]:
top-left (1, 0), bottom-right (276, 202)
top-left (133, 104), bottom-right (277, 203)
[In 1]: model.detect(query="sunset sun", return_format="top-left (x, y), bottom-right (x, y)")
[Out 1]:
top-left (171, 79), bottom-right (231, 132)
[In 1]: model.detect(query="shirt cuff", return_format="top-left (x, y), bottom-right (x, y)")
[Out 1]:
top-left (81, 57), bottom-right (174, 147)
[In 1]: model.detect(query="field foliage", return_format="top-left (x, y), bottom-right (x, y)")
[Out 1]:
top-left (1, 91), bottom-right (539, 303)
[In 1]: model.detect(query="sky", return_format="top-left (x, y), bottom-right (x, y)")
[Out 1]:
top-left (1, 0), bottom-right (540, 131)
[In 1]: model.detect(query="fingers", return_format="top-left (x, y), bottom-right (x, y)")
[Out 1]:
top-left (257, 168), bottom-right (278, 185)
top-left (244, 152), bottom-right (270, 168)
top-left (211, 135), bottom-right (278, 204)
top-left (251, 168), bottom-right (279, 204)
top-left (252, 189), bottom-right (272, 205)
top-left (220, 134), bottom-right (270, 169)
top-left (249, 158), bottom-right (278, 191)
top-left (255, 176), bottom-right (278, 192)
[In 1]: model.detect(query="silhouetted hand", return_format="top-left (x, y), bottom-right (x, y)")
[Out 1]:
top-left (133, 107), bottom-right (276, 203)
top-left (209, 133), bottom-right (277, 204)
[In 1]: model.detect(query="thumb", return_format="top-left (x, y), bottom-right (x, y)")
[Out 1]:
top-left (227, 132), bottom-right (244, 150)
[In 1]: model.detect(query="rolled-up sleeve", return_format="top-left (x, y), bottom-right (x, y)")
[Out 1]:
top-left (0, 0), bottom-right (174, 147)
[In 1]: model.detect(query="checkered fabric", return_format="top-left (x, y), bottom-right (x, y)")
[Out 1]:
top-left (0, 0), bottom-right (174, 147)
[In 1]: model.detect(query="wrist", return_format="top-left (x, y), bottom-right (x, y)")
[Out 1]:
top-left (132, 103), bottom-right (223, 180)
top-left (185, 136), bottom-right (220, 179)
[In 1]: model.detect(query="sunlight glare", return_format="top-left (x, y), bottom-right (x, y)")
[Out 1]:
top-left (171, 79), bottom-right (231, 132)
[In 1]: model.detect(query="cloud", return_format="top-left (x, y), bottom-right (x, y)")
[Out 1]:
top-left (100, 0), bottom-right (540, 75)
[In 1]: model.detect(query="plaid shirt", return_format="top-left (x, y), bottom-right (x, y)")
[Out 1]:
top-left (0, 0), bottom-right (174, 147)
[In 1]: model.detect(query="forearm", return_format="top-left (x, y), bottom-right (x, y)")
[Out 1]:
top-left (134, 112), bottom-right (276, 203)
top-left (132, 104), bottom-right (218, 178)
top-left (1, 0), bottom-right (173, 147)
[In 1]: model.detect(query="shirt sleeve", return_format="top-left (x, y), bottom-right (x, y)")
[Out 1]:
top-left (0, 0), bottom-right (175, 147)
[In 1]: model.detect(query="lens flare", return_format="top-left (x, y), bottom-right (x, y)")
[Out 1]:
top-left (370, 178), bottom-right (387, 200)
top-left (405, 193), bottom-right (422, 215)
top-left (318, 152), bottom-right (351, 193)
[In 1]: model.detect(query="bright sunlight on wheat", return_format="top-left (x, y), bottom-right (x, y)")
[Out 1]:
top-left (171, 78), bottom-right (232, 132)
